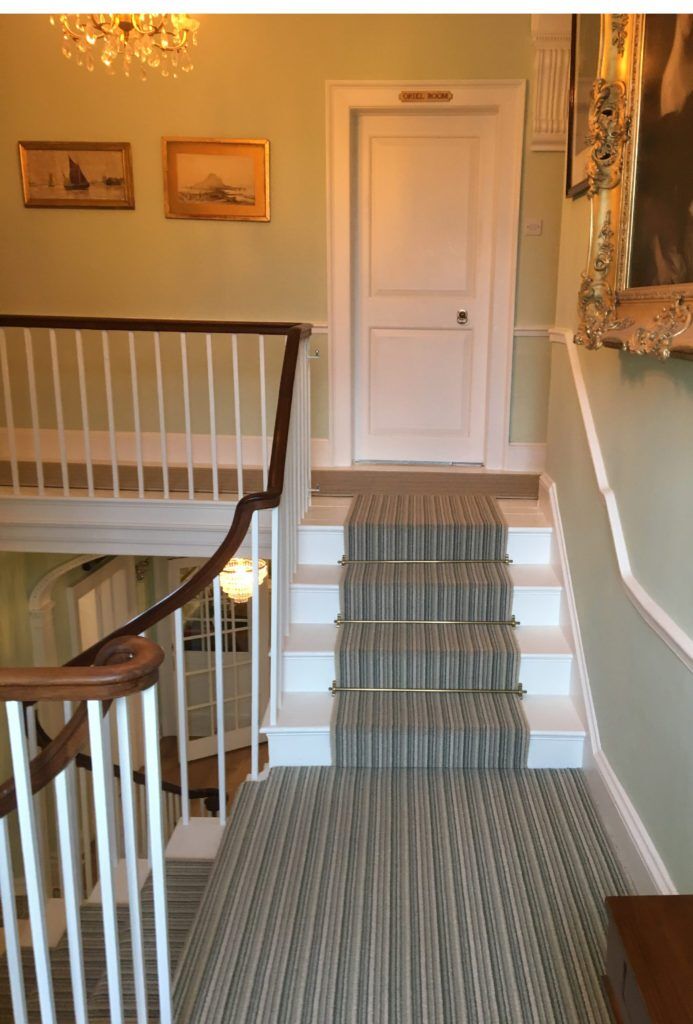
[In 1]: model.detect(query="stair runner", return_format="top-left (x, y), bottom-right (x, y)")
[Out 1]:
top-left (332, 493), bottom-right (529, 768)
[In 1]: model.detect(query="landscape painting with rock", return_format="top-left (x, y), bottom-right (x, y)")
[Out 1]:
top-left (163, 138), bottom-right (270, 221)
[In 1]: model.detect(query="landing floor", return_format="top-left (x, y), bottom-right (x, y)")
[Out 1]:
top-left (174, 767), bottom-right (629, 1024)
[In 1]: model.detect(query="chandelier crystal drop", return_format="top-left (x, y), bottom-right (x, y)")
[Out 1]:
top-left (219, 559), bottom-right (268, 605)
top-left (50, 14), bottom-right (199, 79)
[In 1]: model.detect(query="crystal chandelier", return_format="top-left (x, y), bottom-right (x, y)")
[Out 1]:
top-left (50, 14), bottom-right (199, 79)
top-left (219, 559), bottom-right (268, 604)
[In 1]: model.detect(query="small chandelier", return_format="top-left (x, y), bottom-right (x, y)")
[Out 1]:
top-left (219, 559), bottom-right (268, 605)
top-left (50, 14), bottom-right (199, 79)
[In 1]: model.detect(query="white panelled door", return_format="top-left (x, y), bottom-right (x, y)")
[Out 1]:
top-left (354, 111), bottom-right (497, 463)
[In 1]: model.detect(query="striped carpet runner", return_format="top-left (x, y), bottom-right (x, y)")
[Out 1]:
top-left (173, 768), bottom-right (630, 1023)
top-left (333, 493), bottom-right (528, 768)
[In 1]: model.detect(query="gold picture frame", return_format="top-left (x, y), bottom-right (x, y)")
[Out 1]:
top-left (18, 141), bottom-right (134, 209)
top-left (162, 138), bottom-right (270, 222)
top-left (575, 14), bottom-right (693, 360)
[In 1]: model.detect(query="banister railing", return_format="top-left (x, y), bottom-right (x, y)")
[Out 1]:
top-left (0, 314), bottom-right (307, 500)
top-left (0, 317), bottom-right (312, 1024)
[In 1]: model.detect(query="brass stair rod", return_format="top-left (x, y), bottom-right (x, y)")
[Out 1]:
top-left (330, 683), bottom-right (526, 697)
top-left (335, 614), bottom-right (520, 627)
top-left (338, 556), bottom-right (512, 565)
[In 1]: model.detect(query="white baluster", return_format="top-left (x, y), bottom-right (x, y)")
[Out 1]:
top-left (251, 512), bottom-right (260, 779)
top-left (180, 332), bottom-right (194, 500)
top-left (25, 706), bottom-right (52, 902)
top-left (0, 814), bottom-right (28, 1024)
top-left (48, 329), bottom-right (69, 495)
top-left (23, 328), bottom-right (44, 495)
top-left (141, 685), bottom-right (172, 1024)
top-left (206, 333), bottom-right (219, 501)
top-left (128, 331), bottom-right (145, 499)
top-left (63, 700), bottom-right (83, 900)
top-left (304, 340), bottom-right (312, 511)
top-left (174, 608), bottom-right (190, 825)
top-left (75, 329), bottom-right (94, 497)
top-left (270, 505), bottom-right (280, 726)
top-left (213, 576), bottom-right (227, 826)
top-left (54, 767), bottom-right (89, 1024)
top-left (101, 708), bottom-right (119, 869)
top-left (6, 701), bottom-right (56, 1023)
top-left (231, 332), bottom-right (243, 497)
top-left (153, 331), bottom-right (170, 500)
top-left (87, 701), bottom-right (123, 1024)
top-left (0, 328), bottom-right (19, 493)
top-left (258, 334), bottom-right (268, 488)
top-left (101, 330), bottom-right (120, 497)
top-left (116, 696), bottom-right (148, 1024)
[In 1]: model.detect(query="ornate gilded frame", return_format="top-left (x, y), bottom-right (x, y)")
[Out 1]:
top-left (575, 14), bottom-right (693, 361)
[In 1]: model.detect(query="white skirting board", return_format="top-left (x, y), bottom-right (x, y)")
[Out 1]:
top-left (539, 472), bottom-right (676, 895)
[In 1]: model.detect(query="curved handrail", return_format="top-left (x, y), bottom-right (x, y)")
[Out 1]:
top-left (0, 635), bottom-right (163, 701)
top-left (0, 320), bottom-right (312, 818)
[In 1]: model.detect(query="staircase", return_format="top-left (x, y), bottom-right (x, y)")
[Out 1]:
top-left (262, 491), bottom-right (586, 770)
top-left (171, 489), bottom-right (626, 1023)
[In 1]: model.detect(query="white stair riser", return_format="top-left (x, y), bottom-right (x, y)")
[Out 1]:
top-left (507, 530), bottom-right (552, 565)
top-left (266, 730), bottom-right (333, 767)
top-left (526, 734), bottom-right (584, 769)
top-left (298, 527), bottom-right (343, 565)
top-left (265, 728), bottom-right (584, 770)
top-left (298, 525), bottom-right (553, 567)
top-left (512, 588), bottom-right (562, 626)
top-left (291, 585), bottom-right (340, 623)
top-left (282, 650), bottom-right (573, 695)
top-left (290, 584), bottom-right (562, 627)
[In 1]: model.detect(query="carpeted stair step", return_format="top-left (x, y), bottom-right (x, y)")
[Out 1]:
top-left (335, 622), bottom-right (521, 691)
top-left (345, 493), bottom-right (508, 560)
top-left (340, 562), bottom-right (513, 623)
top-left (333, 691), bottom-right (529, 768)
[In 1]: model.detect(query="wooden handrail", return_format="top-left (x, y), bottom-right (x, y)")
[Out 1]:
top-left (0, 314), bottom-right (300, 335)
top-left (0, 319), bottom-right (312, 818)
top-left (0, 635), bottom-right (163, 701)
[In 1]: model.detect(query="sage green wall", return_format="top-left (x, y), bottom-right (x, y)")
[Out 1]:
top-left (0, 14), bottom-right (562, 445)
top-left (0, 550), bottom-right (83, 779)
top-left (546, 195), bottom-right (693, 888)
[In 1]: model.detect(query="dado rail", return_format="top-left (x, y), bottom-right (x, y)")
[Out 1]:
top-left (0, 318), bottom-right (312, 1023)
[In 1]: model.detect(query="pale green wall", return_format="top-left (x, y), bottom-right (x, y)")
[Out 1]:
top-left (510, 335), bottom-right (551, 443)
top-left (0, 550), bottom-right (84, 780)
top-left (547, 191), bottom-right (693, 888)
top-left (0, 14), bottom-right (563, 445)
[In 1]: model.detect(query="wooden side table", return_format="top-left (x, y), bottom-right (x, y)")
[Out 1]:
top-left (604, 895), bottom-right (693, 1023)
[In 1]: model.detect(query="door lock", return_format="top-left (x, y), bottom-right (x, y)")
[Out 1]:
top-left (456, 309), bottom-right (469, 325)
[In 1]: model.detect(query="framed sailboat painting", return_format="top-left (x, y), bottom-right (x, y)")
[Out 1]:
top-left (18, 141), bottom-right (134, 209)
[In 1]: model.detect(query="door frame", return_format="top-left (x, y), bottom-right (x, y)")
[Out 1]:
top-left (326, 79), bottom-right (526, 469)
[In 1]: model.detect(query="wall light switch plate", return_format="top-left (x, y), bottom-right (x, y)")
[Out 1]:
top-left (525, 219), bottom-right (543, 236)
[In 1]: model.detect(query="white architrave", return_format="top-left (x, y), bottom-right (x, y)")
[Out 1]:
top-left (28, 555), bottom-right (95, 667)
top-left (530, 14), bottom-right (572, 151)
top-left (326, 80), bottom-right (526, 470)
